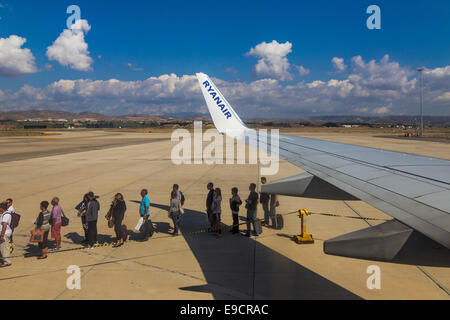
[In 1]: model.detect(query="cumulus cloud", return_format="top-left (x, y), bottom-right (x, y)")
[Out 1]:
top-left (0, 35), bottom-right (37, 77)
top-left (373, 106), bottom-right (391, 114)
top-left (1, 56), bottom-right (449, 117)
top-left (434, 92), bottom-right (450, 103)
top-left (247, 40), bottom-right (293, 81)
top-left (296, 65), bottom-right (310, 76)
top-left (46, 19), bottom-right (93, 71)
top-left (332, 57), bottom-right (347, 72)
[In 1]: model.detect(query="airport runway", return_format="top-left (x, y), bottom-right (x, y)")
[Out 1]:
top-left (0, 130), bottom-right (448, 300)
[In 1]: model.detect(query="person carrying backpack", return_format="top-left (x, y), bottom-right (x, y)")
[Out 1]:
top-left (34, 201), bottom-right (51, 260)
top-left (173, 184), bottom-right (185, 211)
top-left (0, 202), bottom-right (12, 267)
top-left (168, 190), bottom-right (182, 236)
top-left (5, 199), bottom-right (17, 246)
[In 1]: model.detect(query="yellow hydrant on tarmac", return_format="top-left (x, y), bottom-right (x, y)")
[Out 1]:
top-left (293, 209), bottom-right (314, 244)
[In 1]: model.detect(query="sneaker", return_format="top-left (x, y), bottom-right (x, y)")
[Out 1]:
top-left (0, 262), bottom-right (11, 268)
top-left (49, 248), bottom-right (60, 253)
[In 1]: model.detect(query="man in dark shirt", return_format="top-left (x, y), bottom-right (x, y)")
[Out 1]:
top-left (245, 183), bottom-right (259, 237)
top-left (259, 177), bottom-right (270, 226)
top-left (206, 182), bottom-right (215, 230)
top-left (86, 192), bottom-right (100, 247)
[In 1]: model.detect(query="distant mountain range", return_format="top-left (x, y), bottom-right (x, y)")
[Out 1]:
top-left (250, 115), bottom-right (450, 126)
top-left (0, 110), bottom-right (449, 126)
top-left (0, 110), bottom-right (209, 122)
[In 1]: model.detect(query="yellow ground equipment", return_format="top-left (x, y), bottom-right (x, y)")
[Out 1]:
top-left (293, 209), bottom-right (314, 244)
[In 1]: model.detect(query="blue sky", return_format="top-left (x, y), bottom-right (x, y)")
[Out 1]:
top-left (0, 0), bottom-right (449, 117)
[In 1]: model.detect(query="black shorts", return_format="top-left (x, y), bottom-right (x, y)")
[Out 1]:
top-left (38, 231), bottom-right (49, 249)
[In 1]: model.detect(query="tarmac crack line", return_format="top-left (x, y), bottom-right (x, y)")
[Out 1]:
top-left (53, 246), bottom-right (118, 300)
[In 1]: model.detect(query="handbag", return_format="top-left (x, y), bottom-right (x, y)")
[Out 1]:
top-left (61, 212), bottom-right (69, 227)
top-left (134, 217), bottom-right (144, 231)
top-left (108, 219), bottom-right (114, 228)
top-left (30, 229), bottom-right (44, 243)
top-left (106, 207), bottom-right (114, 228)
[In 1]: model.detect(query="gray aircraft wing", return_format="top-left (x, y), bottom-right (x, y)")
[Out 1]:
top-left (196, 72), bottom-right (450, 260)
top-left (277, 135), bottom-right (450, 246)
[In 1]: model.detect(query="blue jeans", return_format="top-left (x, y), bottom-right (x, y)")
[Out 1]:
top-left (246, 210), bottom-right (259, 235)
top-left (170, 211), bottom-right (180, 234)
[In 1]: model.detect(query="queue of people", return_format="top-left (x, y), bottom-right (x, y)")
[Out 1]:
top-left (0, 178), bottom-right (279, 267)
top-left (205, 177), bottom-right (279, 238)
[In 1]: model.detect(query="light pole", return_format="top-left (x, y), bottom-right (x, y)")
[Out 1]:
top-left (417, 68), bottom-right (424, 137)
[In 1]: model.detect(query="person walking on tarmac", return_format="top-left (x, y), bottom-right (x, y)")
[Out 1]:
top-left (260, 177), bottom-right (270, 227)
top-left (229, 187), bottom-right (242, 234)
top-left (86, 192), bottom-right (100, 248)
top-left (139, 189), bottom-right (153, 241)
top-left (245, 183), bottom-right (260, 237)
top-left (206, 182), bottom-right (215, 232)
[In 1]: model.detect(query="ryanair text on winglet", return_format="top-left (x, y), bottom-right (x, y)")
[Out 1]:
top-left (202, 80), bottom-right (232, 119)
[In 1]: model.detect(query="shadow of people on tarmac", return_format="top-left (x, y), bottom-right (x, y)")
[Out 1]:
top-left (64, 232), bottom-right (85, 244)
top-left (63, 231), bottom-right (114, 245)
top-left (23, 243), bottom-right (41, 258)
top-left (149, 202), bottom-right (362, 300)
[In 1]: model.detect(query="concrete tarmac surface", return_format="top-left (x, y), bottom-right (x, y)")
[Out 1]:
top-left (0, 130), bottom-right (448, 300)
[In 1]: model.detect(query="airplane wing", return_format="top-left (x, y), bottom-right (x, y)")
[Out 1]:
top-left (196, 73), bottom-right (450, 260)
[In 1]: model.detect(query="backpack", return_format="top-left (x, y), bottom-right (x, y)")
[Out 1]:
top-left (8, 212), bottom-right (21, 232)
top-left (180, 191), bottom-right (185, 206)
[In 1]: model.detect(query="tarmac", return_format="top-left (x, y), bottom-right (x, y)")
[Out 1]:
top-left (0, 130), bottom-right (448, 300)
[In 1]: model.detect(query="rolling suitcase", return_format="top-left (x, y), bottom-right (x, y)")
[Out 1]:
top-left (274, 214), bottom-right (284, 230)
top-left (140, 219), bottom-right (154, 239)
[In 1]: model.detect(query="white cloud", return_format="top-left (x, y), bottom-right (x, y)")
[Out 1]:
top-left (332, 57), bottom-right (347, 72)
top-left (434, 92), bottom-right (450, 103)
top-left (247, 40), bottom-right (293, 81)
top-left (127, 62), bottom-right (143, 71)
top-left (296, 65), bottom-right (310, 76)
top-left (46, 19), bottom-right (93, 71)
top-left (1, 56), bottom-right (449, 117)
top-left (0, 35), bottom-right (37, 77)
top-left (373, 106), bottom-right (390, 114)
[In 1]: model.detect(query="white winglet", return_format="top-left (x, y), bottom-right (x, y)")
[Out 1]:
top-left (196, 73), bottom-right (248, 135)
